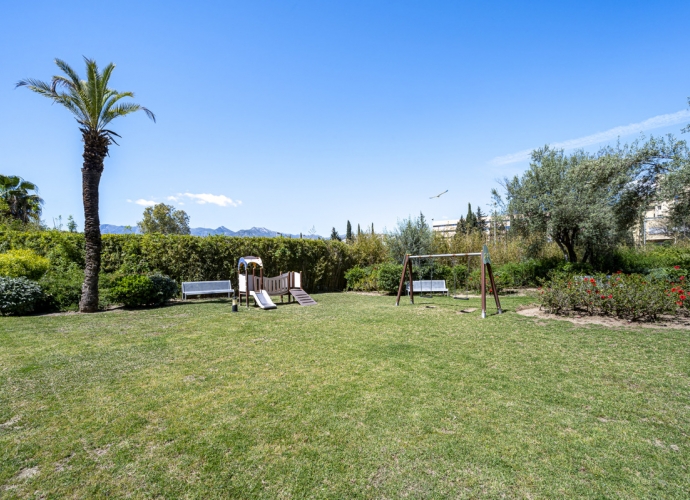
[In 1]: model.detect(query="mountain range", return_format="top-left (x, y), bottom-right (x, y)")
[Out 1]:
top-left (100, 224), bottom-right (319, 239)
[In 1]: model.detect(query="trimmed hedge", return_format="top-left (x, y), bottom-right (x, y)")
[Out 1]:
top-left (0, 232), bottom-right (352, 292)
top-left (109, 273), bottom-right (178, 307)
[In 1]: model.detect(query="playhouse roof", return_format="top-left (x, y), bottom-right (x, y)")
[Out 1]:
top-left (238, 256), bottom-right (263, 269)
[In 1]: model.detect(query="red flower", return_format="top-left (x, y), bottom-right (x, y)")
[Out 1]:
top-left (681, 276), bottom-right (686, 281)
top-left (608, 294), bottom-right (613, 299)
top-left (600, 295), bottom-right (606, 299)
top-left (681, 295), bottom-right (687, 300)
top-left (672, 287), bottom-right (678, 292)
top-left (583, 277), bottom-right (588, 282)
top-left (677, 301), bottom-right (683, 306)
top-left (590, 278), bottom-right (596, 284)
top-left (587, 290), bottom-right (591, 294)
top-left (674, 265), bottom-right (680, 270)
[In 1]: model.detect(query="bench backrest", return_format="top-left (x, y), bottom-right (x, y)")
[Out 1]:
top-left (407, 280), bottom-right (447, 291)
top-left (182, 280), bottom-right (233, 293)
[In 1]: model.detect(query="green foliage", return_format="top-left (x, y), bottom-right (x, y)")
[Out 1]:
top-left (387, 212), bottom-right (432, 263)
top-left (539, 272), bottom-right (686, 321)
top-left (0, 276), bottom-right (45, 315)
top-left (346, 220), bottom-right (352, 241)
top-left (376, 263), bottom-right (404, 294)
top-left (109, 273), bottom-right (178, 308)
top-left (467, 269), bottom-right (505, 294)
top-left (66, 215), bottom-right (78, 233)
top-left (138, 203), bottom-right (190, 235)
top-left (0, 174), bottom-right (43, 224)
top-left (0, 232), bottom-right (351, 292)
top-left (38, 265), bottom-right (83, 311)
top-left (495, 138), bottom-right (689, 263)
top-left (344, 265), bottom-right (374, 291)
top-left (0, 249), bottom-right (50, 280)
top-left (330, 227), bottom-right (341, 241)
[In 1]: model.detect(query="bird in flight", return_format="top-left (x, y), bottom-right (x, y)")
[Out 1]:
top-left (429, 190), bottom-right (448, 199)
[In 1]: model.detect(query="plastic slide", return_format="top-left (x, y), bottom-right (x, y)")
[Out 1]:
top-left (250, 290), bottom-right (277, 309)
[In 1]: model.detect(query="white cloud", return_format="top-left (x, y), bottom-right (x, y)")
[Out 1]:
top-left (128, 198), bottom-right (156, 207)
top-left (179, 192), bottom-right (242, 207)
top-left (491, 109), bottom-right (690, 166)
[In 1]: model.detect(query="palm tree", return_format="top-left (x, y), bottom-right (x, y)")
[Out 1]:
top-left (0, 174), bottom-right (44, 223)
top-left (17, 58), bottom-right (155, 312)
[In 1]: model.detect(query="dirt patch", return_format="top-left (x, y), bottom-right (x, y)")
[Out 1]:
top-left (16, 467), bottom-right (39, 480)
top-left (516, 305), bottom-right (690, 330)
top-left (346, 291), bottom-right (388, 297)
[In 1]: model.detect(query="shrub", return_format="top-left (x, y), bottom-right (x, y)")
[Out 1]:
top-left (539, 272), bottom-right (684, 321)
top-left (38, 265), bottom-right (84, 311)
top-left (0, 277), bottom-right (45, 315)
top-left (109, 273), bottom-right (178, 307)
top-left (467, 268), bottom-right (505, 294)
top-left (344, 265), bottom-right (377, 292)
top-left (0, 249), bottom-right (50, 280)
top-left (376, 263), bottom-right (404, 294)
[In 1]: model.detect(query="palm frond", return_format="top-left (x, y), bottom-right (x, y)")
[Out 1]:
top-left (54, 58), bottom-right (82, 88)
top-left (20, 57), bottom-right (155, 135)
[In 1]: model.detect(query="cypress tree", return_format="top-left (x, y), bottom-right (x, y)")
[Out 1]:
top-left (346, 220), bottom-right (352, 241)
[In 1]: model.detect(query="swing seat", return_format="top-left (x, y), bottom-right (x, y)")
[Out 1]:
top-left (406, 280), bottom-right (448, 296)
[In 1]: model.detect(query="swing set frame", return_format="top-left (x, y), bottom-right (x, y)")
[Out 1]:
top-left (394, 245), bottom-right (502, 318)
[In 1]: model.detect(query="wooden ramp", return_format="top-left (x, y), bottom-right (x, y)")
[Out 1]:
top-left (289, 289), bottom-right (317, 306)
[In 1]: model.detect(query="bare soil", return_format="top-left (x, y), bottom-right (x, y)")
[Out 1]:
top-left (516, 304), bottom-right (690, 330)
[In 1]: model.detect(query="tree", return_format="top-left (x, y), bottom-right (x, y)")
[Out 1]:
top-left (465, 203), bottom-right (477, 230)
top-left (475, 206), bottom-right (488, 233)
top-left (138, 203), bottom-right (190, 235)
top-left (387, 212), bottom-right (433, 263)
top-left (357, 224), bottom-right (361, 237)
top-left (67, 215), bottom-right (78, 233)
top-left (330, 227), bottom-right (341, 241)
top-left (0, 175), bottom-right (43, 223)
top-left (346, 220), bottom-right (352, 241)
top-left (455, 216), bottom-right (467, 235)
top-left (18, 58), bottom-right (154, 312)
top-left (495, 137), bottom-right (688, 263)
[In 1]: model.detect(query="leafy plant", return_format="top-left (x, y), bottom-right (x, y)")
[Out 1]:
top-left (38, 265), bottom-right (83, 311)
top-left (539, 272), bottom-right (684, 321)
top-left (0, 249), bottom-right (50, 280)
top-left (0, 276), bottom-right (45, 315)
top-left (109, 273), bottom-right (178, 307)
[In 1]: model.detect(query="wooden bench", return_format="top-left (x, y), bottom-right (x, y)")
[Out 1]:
top-left (182, 280), bottom-right (234, 300)
top-left (406, 280), bottom-right (449, 296)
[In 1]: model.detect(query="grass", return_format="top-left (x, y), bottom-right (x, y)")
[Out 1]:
top-left (0, 293), bottom-right (688, 498)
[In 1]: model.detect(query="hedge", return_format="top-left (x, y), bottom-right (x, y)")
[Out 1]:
top-left (0, 231), bottom-right (352, 292)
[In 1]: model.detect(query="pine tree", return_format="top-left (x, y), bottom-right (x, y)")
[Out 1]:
top-left (475, 206), bottom-right (488, 233)
top-left (455, 216), bottom-right (467, 235)
top-left (346, 220), bottom-right (352, 241)
top-left (330, 227), bottom-right (341, 241)
top-left (465, 203), bottom-right (477, 230)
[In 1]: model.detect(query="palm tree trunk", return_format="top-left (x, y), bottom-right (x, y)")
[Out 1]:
top-left (79, 132), bottom-right (109, 313)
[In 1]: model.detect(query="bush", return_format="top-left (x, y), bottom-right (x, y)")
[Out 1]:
top-left (376, 263), bottom-right (404, 294)
top-left (0, 277), bottom-right (45, 315)
top-left (539, 272), bottom-right (686, 321)
top-left (38, 265), bottom-right (84, 311)
top-left (344, 265), bottom-right (377, 292)
top-left (467, 268), bottom-right (505, 294)
top-left (0, 249), bottom-right (50, 280)
top-left (109, 273), bottom-right (178, 307)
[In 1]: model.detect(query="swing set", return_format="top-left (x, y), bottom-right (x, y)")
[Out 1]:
top-left (395, 245), bottom-right (502, 318)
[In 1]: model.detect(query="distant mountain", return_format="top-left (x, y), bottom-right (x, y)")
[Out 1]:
top-left (101, 224), bottom-right (320, 239)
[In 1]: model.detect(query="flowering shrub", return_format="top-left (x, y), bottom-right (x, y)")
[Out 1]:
top-left (539, 272), bottom-right (687, 321)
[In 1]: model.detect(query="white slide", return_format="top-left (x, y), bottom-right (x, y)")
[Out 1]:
top-left (250, 290), bottom-right (277, 309)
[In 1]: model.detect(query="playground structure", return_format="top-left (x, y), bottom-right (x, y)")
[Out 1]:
top-left (395, 245), bottom-right (502, 318)
top-left (238, 256), bottom-right (317, 309)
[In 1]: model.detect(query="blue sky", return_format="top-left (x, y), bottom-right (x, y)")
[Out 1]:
top-left (1, 0), bottom-right (689, 235)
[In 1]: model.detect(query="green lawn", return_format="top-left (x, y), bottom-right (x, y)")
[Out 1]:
top-left (1, 293), bottom-right (688, 498)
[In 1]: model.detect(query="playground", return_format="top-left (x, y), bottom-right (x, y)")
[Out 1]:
top-left (1, 293), bottom-right (688, 498)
